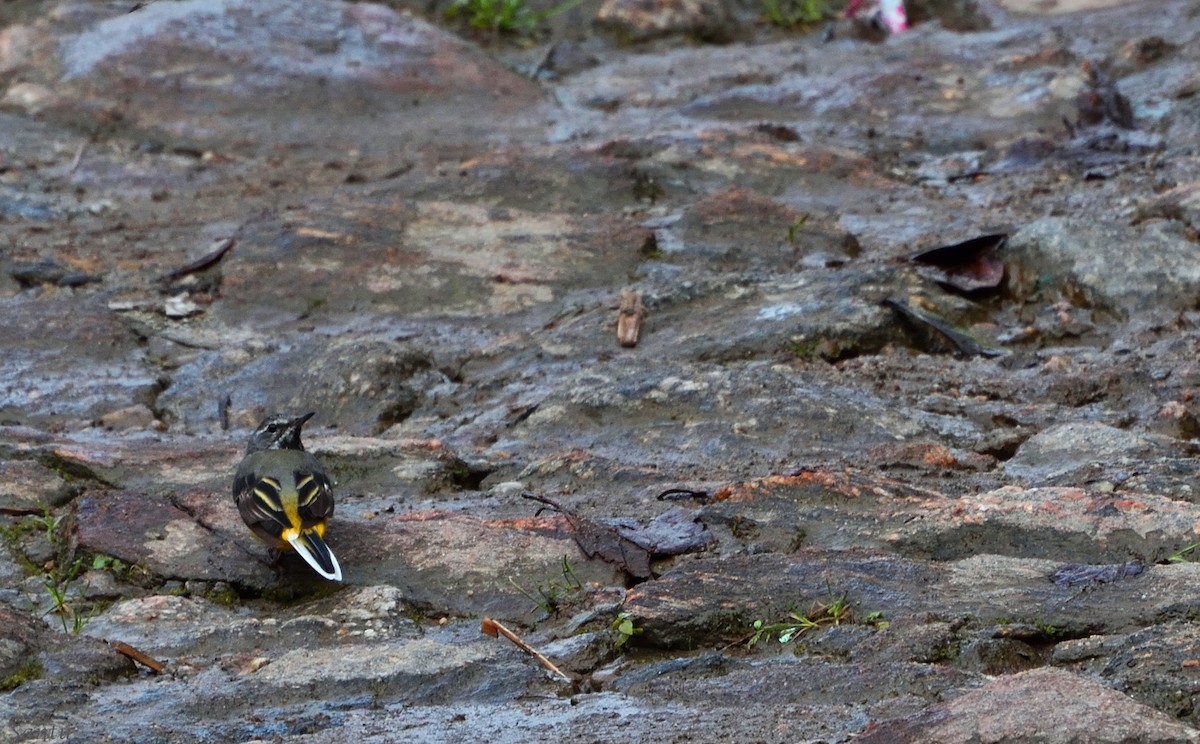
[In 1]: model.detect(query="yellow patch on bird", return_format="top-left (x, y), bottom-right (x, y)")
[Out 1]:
top-left (281, 523), bottom-right (325, 548)
top-left (295, 473), bottom-right (321, 506)
top-left (281, 491), bottom-right (302, 534)
top-left (253, 476), bottom-right (282, 507)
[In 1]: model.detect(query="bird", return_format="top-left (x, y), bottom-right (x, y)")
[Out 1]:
top-left (232, 412), bottom-right (343, 581)
top-left (842, 0), bottom-right (907, 34)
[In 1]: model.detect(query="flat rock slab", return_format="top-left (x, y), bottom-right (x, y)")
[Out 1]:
top-left (157, 338), bottom-right (441, 435)
top-left (1004, 420), bottom-right (1195, 487)
top-left (505, 360), bottom-right (951, 486)
top-left (72, 488), bottom-right (619, 616)
top-left (21, 0), bottom-right (547, 155)
top-left (856, 667), bottom-right (1200, 744)
top-left (349, 511), bottom-right (623, 618)
top-left (24, 617), bottom-right (542, 742)
top-left (207, 200), bottom-right (647, 325)
top-left (704, 472), bottom-right (1200, 563)
top-left (1007, 217), bottom-right (1200, 319)
top-left (0, 296), bottom-right (159, 426)
top-left (72, 489), bottom-right (278, 588)
top-left (623, 550), bottom-right (1200, 648)
top-left (84, 585), bottom-right (419, 658)
top-left (31, 435), bottom-right (238, 493)
top-left (0, 601), bottom-right (133, 693)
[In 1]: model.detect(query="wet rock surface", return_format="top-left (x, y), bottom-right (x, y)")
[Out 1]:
top-left (2, 0), bottom-right (1200, 741)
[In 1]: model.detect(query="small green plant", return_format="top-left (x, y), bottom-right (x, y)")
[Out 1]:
top-left (446, 0), bottom-right (591, 38)
top-left (791, 338), bottom-right (820, 359)
top-left (864, 610), bottom-right (890, 630)
top-left (745, 585), bottom-right (875, 649)
top-left (41, 557), bottom-right (89, 635)
top-left (611, 611), bottom-right (643, 649)
top-left (510, 556), bottom-right (584, 615)
top-left (1035, 620), bottom-right (1058, 638)
top-left (763, 0), bottom-right (830, 28)
top-left (786, 214), bottom-right (810, 245)
top-left (1168, 540), bottom-right (1200, 563)
top-left (27, 509), bottom-right (65, 543)
top-left (13, 505), bottom-right (98, 635)
top-left (91, 554), bottom-right (126, 573)
top-left (0, 660), bottom-right (43, 692)
top-left (447, 0), bottom-right (536, 35)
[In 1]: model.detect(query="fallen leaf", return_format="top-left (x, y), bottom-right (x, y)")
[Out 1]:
top-left (910, 233), bottom-right (1007, 293)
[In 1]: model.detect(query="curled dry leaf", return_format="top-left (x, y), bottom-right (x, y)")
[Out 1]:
top-left (910, 233), bottom-right (1007, 293)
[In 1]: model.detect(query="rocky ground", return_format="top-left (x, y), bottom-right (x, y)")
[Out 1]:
top-left (1, 0), bottom-right (1200, 741)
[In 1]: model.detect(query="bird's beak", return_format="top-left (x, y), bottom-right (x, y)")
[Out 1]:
top-left (291, 412), bottom-right (316, 428)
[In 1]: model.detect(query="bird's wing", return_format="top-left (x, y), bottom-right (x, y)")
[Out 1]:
top-left (294, 466), bottom-right (335, 523)
top-left (233, 469), bottom-right (292, 539)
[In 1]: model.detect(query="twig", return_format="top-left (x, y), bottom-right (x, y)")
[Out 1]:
top-left (481, 617), bottom-right (574, 682)
top-left (617, 288), bottom-right (647, 347)
top-left (108, 640), bottom-right (166, 674)
top-left (160, 237), bottom-right (236, 284)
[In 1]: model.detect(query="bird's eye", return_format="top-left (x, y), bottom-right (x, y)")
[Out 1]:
top-left (266, 424), bottom-right (280, 433)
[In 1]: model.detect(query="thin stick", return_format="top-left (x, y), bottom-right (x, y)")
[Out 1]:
top-left (108, 640), bottom-right (166, 674)
top-left (617, 288), bottom-right (646, 347)
top-left (481, 617), bottom-right (573, 682)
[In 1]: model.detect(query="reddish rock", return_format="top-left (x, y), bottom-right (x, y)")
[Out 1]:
top-left (72, 489), bottom-right (277, 588)
top-left (95, 404), bottom-right (158, 431)
top-left (348, 510), bottom-right (622, 619)
top-left (855, 667), bottom-right (1199, 743)
top-left (71, 487), bottom-right (620, 618)
top-left (705, 470), bottom-right (1200, 564)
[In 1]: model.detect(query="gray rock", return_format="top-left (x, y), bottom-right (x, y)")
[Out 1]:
top-left (158, 338), bottom-right (441, 435)
top-left (1007, 217), bottom-right (1200, 319)
top-left (1005, 421), bottom-right (1188, 487)
top-left (0, 459), bottom-right (77, 511)
top-left (22, 0), bottom-right (548, 155)
top-left (623, 551), bottom-right (1200, 649)
top-left (0, 297), bottom-right (159, 427)
top-left (0, 600), bottom-right (133, 694)
top-left (1097, 622), bottom-right (1200, 727)
top-left (3, 0), bottom-right (1200, 740)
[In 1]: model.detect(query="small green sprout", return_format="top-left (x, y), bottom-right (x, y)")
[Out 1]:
top-left (612, 611), bottom-right (643, 649)
top-left (763, 0), bottom-right (830, 29)
top-left (745, 585), bottom-right (881, 649)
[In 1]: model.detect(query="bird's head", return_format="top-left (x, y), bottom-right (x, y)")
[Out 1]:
top-left (245, 412), bottom-right (315, 453)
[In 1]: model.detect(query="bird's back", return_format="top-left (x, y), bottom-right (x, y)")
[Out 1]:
top-left (233, 448), bottom-right (334, 529)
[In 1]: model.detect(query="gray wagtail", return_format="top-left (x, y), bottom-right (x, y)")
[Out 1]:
top-left (233, 412), bottom-right (342, 581)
